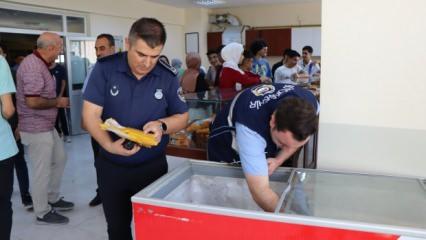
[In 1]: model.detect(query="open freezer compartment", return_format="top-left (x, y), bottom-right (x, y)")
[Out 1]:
top-left (132, 160), bottom-right (426, 240)
top-left (280, 169), bottom-right (426, 230)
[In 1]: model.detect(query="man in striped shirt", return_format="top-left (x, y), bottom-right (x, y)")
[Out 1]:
top-left (16, 32), bottom-right (72, 225)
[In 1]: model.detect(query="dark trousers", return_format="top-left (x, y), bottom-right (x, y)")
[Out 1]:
top-left (13, 140), bottom-right (30, 201)
top-left (91, 137), bottom-right (100, 194)
top-left (96, 154), bottom-right (168, 240)
top-left (0, 156), bottom-right (15, 240)
top-left (55, 108), bottom-right (69, 136)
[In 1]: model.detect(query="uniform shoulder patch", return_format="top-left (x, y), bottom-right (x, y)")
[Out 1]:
top-left (251, 84), bottom-right (276, 96)
top-left (158, 58), bottom-right (178, 76)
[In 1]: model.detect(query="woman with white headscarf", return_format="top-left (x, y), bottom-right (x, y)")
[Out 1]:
top-left (219, 42), bottom-right (263, 90)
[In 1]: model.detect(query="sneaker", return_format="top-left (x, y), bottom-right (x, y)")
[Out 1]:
top-left (49, 197), bottom-right (74, 211)
top-left (63, 136), bottom-right (72, 143)
top-left (89, 193), bottom-right (102, 207)
top-left (36, 209), bottom-right (69, 225)
top-left (22, 194), bottom-right (33, 211)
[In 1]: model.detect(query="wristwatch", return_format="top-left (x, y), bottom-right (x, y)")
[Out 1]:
top-left (158, 120), bottom-right (167, 134)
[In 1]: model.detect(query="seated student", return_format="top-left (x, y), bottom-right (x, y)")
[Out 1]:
top-left (219, 43), bottom-right (266, 90)
top-left (180, 52), bottom-right (209, 93)
top-left (274, 50), bottom-right (305, 85)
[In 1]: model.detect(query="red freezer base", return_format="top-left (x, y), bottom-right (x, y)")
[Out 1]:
top-left (133, 203), bottom-right (400, 240)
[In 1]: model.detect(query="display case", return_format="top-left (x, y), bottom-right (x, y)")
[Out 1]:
top-left (167, 88), bottom-right (237, 160)
top-left (132, 161), bottom-right (426, 240)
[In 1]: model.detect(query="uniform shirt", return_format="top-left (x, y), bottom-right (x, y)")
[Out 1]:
top-left (208, 84), bottom-right (319, 176)
top-left (0, 56), bottom-right (18, 160)
top-left (16, 51), bottom-right (57, 133)
top-left (251, 57), bottom-right (272, 78)
top-left (83, 52), bottom-right (188, 165)
top-left (50, 64), bottom-right (67, 96)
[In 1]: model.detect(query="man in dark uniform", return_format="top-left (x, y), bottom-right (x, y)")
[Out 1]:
top-left (82, 18), bottom-right (188, 240)
top-left (208, 84), bottom-right (319, 212)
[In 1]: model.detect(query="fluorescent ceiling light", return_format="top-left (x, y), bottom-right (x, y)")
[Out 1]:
top-left (194, 0), bottom-right (226, 6)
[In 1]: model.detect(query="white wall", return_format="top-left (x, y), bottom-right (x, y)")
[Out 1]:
top-left (319, 0), bottom-right (426, 178)
top-left (211, 2), bottom-right (321, 28)
top-left (184, 8), bottom-right (211, 69)
top-left (6, 0), bottom-right (185, 25)
top-left (6, 0), bottom-right (187, 61)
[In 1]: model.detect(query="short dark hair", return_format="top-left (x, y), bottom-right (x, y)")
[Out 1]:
top-left (250, 39), bottom-right (267, 55)
top-left (302, 45), bottom-right (313, 54)
top-left (206, 49), bottom-right (218, 56)
top-left (282, 48), bottom-right (292, 57)
top-left (287, 50), bottom-right (300, 59)
top-left (128, 18), bottom-right (166, 48)
top-left (97, 33), bottom-right (115, 47)
top-left (275, 97), bottom-right (318, 141)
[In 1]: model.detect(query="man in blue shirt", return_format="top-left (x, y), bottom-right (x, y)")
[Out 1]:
top-left (82, 33), bottom-right (116, 207)
top-left (250, 39), bottom-right (272, 79)
top-left (82, 18), bottom-right (188, 240)
top-left (208, 84), bottom-right (319, 212)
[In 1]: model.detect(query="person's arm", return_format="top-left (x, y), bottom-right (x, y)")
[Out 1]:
top-left (0, 56), bottom-right (16, 119)
top-left (238, 71), bottom-right (261, 88)
top-left (143, 112), bottom-right (189, 143)
top-left (245, 174), bottom-right (279, 212)
top-left (266, 61), bottom-right (272, 78)
top-left (236, 123), bottom-right (279, 212)
top-left (82, 100), bottom-right (140, 156)
top-left (25, 96), bottom-right (68, 109)
top-left (58, 79), bottom-right (66, 97)
top-left (267, 136), bottom-right (310, 175)
top-left (1, 94), bottom-right (15, 119)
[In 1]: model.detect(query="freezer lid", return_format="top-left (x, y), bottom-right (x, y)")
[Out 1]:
top-left (280, 170), bottom-right (426, 230)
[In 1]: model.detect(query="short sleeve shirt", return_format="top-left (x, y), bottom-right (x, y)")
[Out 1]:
top-left (50, 64), bottom-right (67, 96)
top-left (16, 52), bottom-right (57, 133)
top-left (83, 52), bottom-right (188, 165)
top-left (251, 58), bottom-right (272, 78)
top-left (0, 56), bottom-right (18, 160)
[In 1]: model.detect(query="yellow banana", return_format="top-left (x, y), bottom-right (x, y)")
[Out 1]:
top-left (100, 118), bottom-right (159, 148)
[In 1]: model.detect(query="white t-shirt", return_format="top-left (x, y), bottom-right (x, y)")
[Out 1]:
top-left (274, 65), bottom-right (302, 84)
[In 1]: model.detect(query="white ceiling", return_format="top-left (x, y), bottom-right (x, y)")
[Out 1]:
top-left (146, 0), bottom-right (319, 9)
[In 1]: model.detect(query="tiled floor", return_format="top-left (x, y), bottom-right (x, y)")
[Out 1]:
top-left (10, 134), bottom-right (188, 240)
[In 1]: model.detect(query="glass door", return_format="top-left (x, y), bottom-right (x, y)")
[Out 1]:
top-left (65, 37), bottom-right (96, 135)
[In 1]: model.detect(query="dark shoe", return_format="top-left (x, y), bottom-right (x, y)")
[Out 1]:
top-left (49, 197), bottom-right (74, 211)
top-left (36, 210), bottom-right (69, 225)
top-left (89, 193), bottom-right (102, 207)
top-left (22, 194), bottom-right (33, 211)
